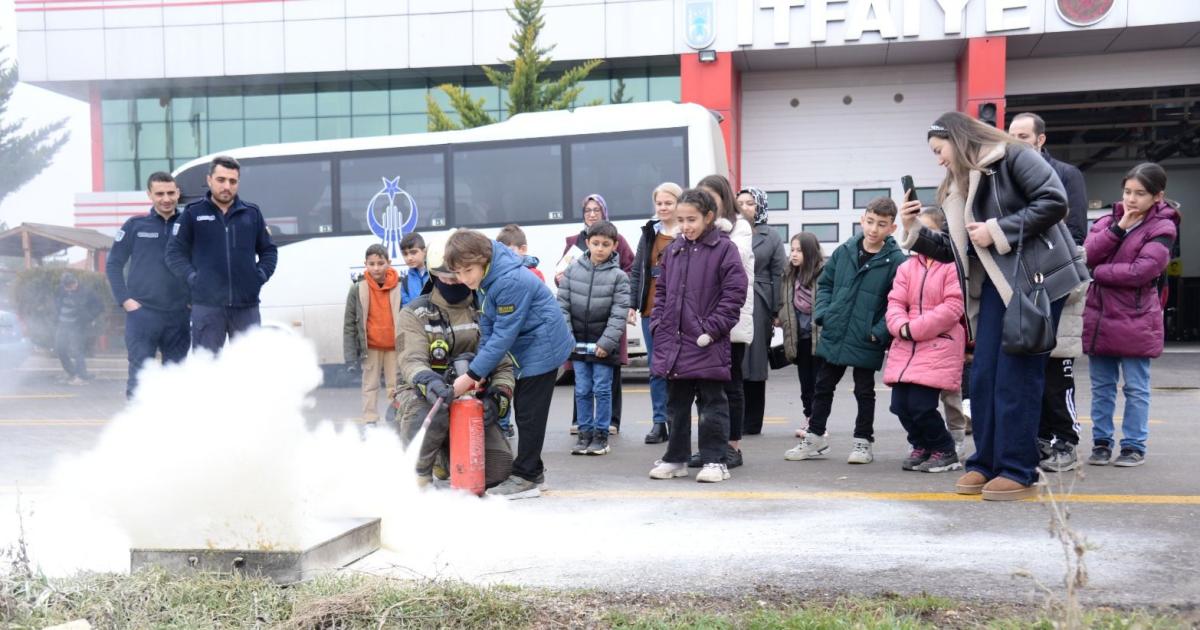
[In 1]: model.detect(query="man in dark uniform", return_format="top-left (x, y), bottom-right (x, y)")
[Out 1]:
top-left (106, 171), bottom-right (192, 398)
top-left (1010, 112), bottom-right (1089, 471)
top-left (166, 155), bottom-right (278, 352)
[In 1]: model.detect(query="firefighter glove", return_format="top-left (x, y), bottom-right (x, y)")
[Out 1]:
top-left (413, 370), bottom-right (452, 406)
top-left (483, 384), bottom-right (512, 426)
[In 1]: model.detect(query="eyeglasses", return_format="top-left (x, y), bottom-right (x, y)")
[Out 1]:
top-left (583, 207), bottom-right (604, 215)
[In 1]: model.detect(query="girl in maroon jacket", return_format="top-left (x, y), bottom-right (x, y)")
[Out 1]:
top-left (1083, 163), bottom-right (1180, 468)
top-left (647, 189), bottom-right (748, 483)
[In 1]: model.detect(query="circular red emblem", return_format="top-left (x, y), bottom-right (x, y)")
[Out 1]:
top-left (1056, 0), bottom-right (1115, 26)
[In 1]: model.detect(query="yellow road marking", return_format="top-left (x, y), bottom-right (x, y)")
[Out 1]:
top-left (547, 489), bottom-right (1200, 505)
top-left (0, 394), bottom-right (77, 400)
top-left (17, 367), bottom-right (126, 373)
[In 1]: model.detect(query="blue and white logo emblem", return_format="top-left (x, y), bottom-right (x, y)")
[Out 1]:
top-left (685, 0), bottom-right (716, 50)
top-left (367, 176), bottom-right (419, 259)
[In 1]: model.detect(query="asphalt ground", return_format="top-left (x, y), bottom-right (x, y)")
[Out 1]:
top-left (1, 348), bottom-right (1198, 606)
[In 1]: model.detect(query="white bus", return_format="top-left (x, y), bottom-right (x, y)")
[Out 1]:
top-left (173, 101), bottom-right (728, 380)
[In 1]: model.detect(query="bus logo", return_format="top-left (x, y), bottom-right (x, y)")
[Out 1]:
top-left (367, 176), bottom-right (419, 258)
top-left (685, 0), bottom-right (716, 50)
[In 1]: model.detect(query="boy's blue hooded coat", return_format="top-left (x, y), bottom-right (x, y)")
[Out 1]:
top-left (467, 241), bottom-right (573, 381)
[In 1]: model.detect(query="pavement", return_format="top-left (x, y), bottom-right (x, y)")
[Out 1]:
top-left (1, 347), bottom-right (1198, 607)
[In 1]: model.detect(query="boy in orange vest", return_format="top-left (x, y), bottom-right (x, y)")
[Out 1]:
top-left (344, 243), bottom-right (403, 423)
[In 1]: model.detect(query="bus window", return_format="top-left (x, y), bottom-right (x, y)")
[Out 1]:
top-left (339, 150), bottom-right (447, 234)
top-left (453, 143), bottom-right (564, 226)
top-left (238, 159), bottom-right (334, 236)
top-left (570, 131), bottom-right (686, 220)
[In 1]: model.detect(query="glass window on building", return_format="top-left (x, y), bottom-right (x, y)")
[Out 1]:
top-left (281, 118), bottom-right (317, 143)
top-left (237, 158), bottom-right (334, 236)
top-left (340, 151), bottom-right (447, 234)
top-left (207, 87), bottom-right (243, 120)
top-left (136, 122), bottom-right (168, 159)
top-left (281, 84), bottom-right (317, 118)
top-left (244, 86), bottom-right (280, 119)
top-left (105, 160), bottom-right (136, 192)
top-left (610, 72), bottom-right (649, 104)
top-left (104, 123), bottom-right (136, 160)
top-left (916, 186), bottom-right (938, 206)
top-left (102, 99), bottom-right (134, 124)
top-left (453, 143), bottom-right (563, 226)
top-left (570, 131), bottom-right (686, 220)
top-left (244, 119), bottom-right (281, 146)
top-left (649, 68), bottom-right (681, 102)
top-left (208, 120), bottom-right (244, 153)
top-left (352, 116), bottom-right (389, 138)
top-left (172, 119), bottom-right (205, 159)
top-left (804, 223), bottom-right (840, 243)
top-left (802, 190), bottom-right (839, 210)
top-left (853, 188), bottom-right (890, 209)
top-left (767, 191), bottom-right (789, 210)
top-left (316, 81), bottom-right (351, 117)
top-left (353, 79), bottom-right (389, 116)
top-left (317, 117), bottom-right (352, 140)
top-left (390, 79), bottom-right (427, 114)
top-left (136, 97), bottom-right (168, 123)
top-left (391, 114), bottom-right (427, 135)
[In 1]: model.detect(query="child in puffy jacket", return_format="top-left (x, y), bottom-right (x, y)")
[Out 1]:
top-left (647, 188), bottom-right (748, 484)
top-left (884, 209), bottom-right (966, 473)
top-left (1083, 162), bottom-right (1179, 468)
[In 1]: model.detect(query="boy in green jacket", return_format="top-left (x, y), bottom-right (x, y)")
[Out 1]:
top-left (785, 197), bottom-right (906, 464)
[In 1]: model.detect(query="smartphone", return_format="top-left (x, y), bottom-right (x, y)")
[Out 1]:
top-left (901, 175), bottom-right (916, 202)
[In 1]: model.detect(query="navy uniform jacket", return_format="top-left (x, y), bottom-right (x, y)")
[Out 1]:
top-left (1044, 150), bottom-right (1088, 246)
top-left (106, 209), bottom-right (189, 313)
top-left (165, 194), bottom-right (278, 308)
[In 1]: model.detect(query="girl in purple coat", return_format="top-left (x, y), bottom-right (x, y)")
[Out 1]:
top-left (648, 189), bottom-right (749, 483)
top-left (1083, 163), bottom-right (1180, 468)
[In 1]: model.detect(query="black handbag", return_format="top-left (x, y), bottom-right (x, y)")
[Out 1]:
top-left (768, 343), bottom-right (791, 370)
top-left (1001, 195), bottom-right (1056, 356)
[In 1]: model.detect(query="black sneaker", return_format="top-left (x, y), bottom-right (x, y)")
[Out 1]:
top-left (1113, 448), bottom-right (1145, 467)
top-left (1037, 438), bottom-right (1054, 466)
top-left (687, 452), bottom-right (702, 468)
top-left (901, 448), bottom-right (930, 471)
top-left (725, 446), bottom-right (743, 469)
top-left (587, 432), bottom-right (610, 455)
top-left (917, 451), bottom-right (962, 473)
top-left (1087, 443), bottom-right (1113, 466)
top-left (644, 423), bottom-right (668, 444)
top-left (572, 431), bottom-right (592, 455)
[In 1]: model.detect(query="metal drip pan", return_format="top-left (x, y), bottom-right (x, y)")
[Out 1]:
top-left (130, 517), bottom-right (381, 583)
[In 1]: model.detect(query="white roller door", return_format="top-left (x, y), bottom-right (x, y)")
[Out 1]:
top-left (741, 63), bottom-right (956, 251)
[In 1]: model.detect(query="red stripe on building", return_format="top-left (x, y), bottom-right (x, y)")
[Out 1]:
top-left (74, 201), bottom-right (148, 207)
top-left (74, 211), bottom-right (145, 217)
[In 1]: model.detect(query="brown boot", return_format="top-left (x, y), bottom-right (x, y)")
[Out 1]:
top-left (981, 476), bottom-right (1039, 501)
top-left (955, 470), bottom-right (988, 495)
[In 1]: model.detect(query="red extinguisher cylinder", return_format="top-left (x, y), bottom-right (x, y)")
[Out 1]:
top-left (448, 397), bottom-right (486, 496)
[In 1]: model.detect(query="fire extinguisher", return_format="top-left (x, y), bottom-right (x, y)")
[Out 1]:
top-left (448, 396), bottom-right (486, 496)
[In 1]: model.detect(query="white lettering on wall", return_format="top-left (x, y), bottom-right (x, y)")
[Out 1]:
top-left (986, 0), bottom-right (1031, 32)
top-left (847, 0), bottom-right (899, 40)
top-left (737, 0), bottom-right (756, 46)
top-left (810, 0), bottom-right (849, 42)
top-left (761, 0), bottom-right (808, 44)
top-left (934, 0), bottom-right (970, 34)
top-left (903, 0), bottom-right (921, 37)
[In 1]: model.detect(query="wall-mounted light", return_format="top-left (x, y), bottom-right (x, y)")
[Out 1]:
top-left (698, 49), bottom-right (717, 63)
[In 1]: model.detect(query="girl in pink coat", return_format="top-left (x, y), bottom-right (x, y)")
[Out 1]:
top-left (885, 209), bottom-right (967, 473)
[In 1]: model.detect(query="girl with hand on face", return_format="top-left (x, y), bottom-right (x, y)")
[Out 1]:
top-left (1082, 163), bottom-right (1179, 468)
top-left (647, 188), bottom-right (749, 484)
top-left (630, 182), bottom-right (684, 445)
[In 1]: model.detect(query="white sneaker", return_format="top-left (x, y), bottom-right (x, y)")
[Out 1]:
top-left (847, 438), bottom-right (874, 464)
top-left (696, 462), bottom-right (730, 483)
top-left (648, 459), bottom-right (688, 479)
top-left (784, 434), bottom-right (830, 461)
top-left (962, 399), bottom-right (972, 422)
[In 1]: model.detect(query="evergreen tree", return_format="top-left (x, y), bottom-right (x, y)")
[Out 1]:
top-left (0, 47), bottom-right (70, 206)
top-left (427, 0), bottom-right (603, 131)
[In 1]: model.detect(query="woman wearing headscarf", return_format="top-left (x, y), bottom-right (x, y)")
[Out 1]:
top-left (559, 193), bottom-right (635, 433)
top-left (737, 187), bottom-right (787, 435)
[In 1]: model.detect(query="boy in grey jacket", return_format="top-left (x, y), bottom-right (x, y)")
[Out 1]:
top-left (557, 221), bottom-right (631, 456)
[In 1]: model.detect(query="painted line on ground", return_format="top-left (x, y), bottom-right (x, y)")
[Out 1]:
top-left (0, 394), bottom-right (77, 400)
top-left (546, 489), bottom-right (1200, 505)
top-left (0, 420), bottom-right (108, 427)
top-left (17, 367), bottom-right (126, 373)
top-left (1077, 417), bottom-right (1165, 425)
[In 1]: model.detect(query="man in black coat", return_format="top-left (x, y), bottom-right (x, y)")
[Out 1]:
top-left (1010, 112), bottom-right (1089, 471)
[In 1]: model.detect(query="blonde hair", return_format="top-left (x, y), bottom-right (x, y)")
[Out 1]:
top-left (651, 182), bottom-right (683, 206)
top-left (928, 111), bottom-right (1020, 204)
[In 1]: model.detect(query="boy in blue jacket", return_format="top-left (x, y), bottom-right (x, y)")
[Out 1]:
top-left (444, 229), bottom-right (573, 500)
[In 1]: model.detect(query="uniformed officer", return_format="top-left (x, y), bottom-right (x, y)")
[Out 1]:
top-left (165, 155), bottom-right (278, 352)
top-left (106, 172), bottom-right (191, 398)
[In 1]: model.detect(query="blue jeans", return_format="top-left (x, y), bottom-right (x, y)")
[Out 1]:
top-left (1088, 355), bottom-right (1151, 453)
top-left (642, 317), bottom-right (668, 424)
top-left (968, 279), bottom-right (1064, 487)
top-left (573, 360), bottom-right (614, 434)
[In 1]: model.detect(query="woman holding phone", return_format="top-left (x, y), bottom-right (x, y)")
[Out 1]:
top-left (898, 111), bottom-right (1087, 501)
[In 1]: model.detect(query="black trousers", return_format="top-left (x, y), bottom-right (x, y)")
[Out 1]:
top-left (664, 379), bottom-right (730, 465)
top-left (724, 343), bottom-right (746, 440)
top-left (795, 335), bottom-right (820, 419)
top-left (808, 362), bottom-right (876, 441)
top-left (1039, 357), bottom-right (1080, 445)
top-left (124, 307), bottom-right (190, 399)
top-left (890, 383), bottom-right (955, 453)
top-left (743, 379), bottom-right (765, 435)
top-left (571, 365), bottom-right (622, 428)
top-left (512, 369), bottom-right (559, 482)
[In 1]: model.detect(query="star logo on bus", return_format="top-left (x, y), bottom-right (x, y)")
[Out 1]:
top-left (367, 176), bottom-right (419, 259)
